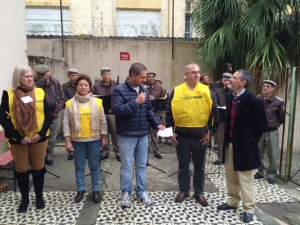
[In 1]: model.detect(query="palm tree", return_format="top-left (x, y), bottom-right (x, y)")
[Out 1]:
top-left (192, 0), bottom-right (300, 81)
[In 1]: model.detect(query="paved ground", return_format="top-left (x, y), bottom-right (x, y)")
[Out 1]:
top-left (0, 139), bottom-right (300, 225)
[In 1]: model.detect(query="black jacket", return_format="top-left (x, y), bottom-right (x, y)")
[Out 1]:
top-left (222, 90), bottom-right (267, 171)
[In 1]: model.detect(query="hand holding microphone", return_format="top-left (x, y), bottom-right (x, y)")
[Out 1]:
top-left (136, 92), bottom-right (147, 104)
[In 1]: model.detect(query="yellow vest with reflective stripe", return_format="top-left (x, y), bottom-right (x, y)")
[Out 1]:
top-left (65, 98), bottom-right (103, 138)
top-left (7, 88), bottom-right (49, 138)
top-left (172, 83), bottom-right (212, 127)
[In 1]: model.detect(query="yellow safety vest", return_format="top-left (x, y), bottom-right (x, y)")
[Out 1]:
top-left (65, 98), bottom-right (103, 138)
top-left (172, 82), bottom-right (212, 127)
top-left (7, 88), bottom-right (49, 138)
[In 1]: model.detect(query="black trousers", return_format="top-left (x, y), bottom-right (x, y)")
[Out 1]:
top-left (176, 135), bottom-right (207, 196)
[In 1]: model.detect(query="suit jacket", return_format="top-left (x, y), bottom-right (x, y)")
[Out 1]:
top-left (222, 90), bottom-right (267, 171)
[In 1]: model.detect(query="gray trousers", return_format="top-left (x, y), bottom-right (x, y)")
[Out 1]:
top-left (101, 114), bottom-right (120, 157)
top-left (46, 117), bottom-right (59, 160)
top-left (257, 130), bottom-right (279, 179)
top-left (216, 122), bottom-right (225, 160)
top-left (149, 112), bottom-right (160, 155)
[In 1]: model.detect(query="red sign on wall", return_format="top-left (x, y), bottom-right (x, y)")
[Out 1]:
top-left (120, 52), bottom-right (130, 60)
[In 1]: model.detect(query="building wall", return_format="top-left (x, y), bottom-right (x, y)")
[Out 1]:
top-left (26, 37), bottom-right (199, 91)
top-left (25, 0), bottom-right (191, 37)
top-left (0, 0), bottom-right (28, 151)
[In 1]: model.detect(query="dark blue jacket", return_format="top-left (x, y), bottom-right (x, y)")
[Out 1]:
top-left (222, 90), bottom-right (267, 171)
top-left (112, 80), bottom-right (159, 137)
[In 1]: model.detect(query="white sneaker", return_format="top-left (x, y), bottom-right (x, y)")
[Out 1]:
top-left (121, 192), bottom-right (131, 208)
top-left (137, 191), bottom-right (152, 205)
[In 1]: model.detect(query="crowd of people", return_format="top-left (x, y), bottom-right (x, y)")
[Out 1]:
top-left (0, 62), bottom-right (285, 223)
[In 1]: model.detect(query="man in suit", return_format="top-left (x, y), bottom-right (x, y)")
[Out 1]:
top-left (217, 69), bottom-right (267, 223)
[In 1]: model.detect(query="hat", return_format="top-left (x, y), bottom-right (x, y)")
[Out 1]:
top-left (100, 67), bottom-right (111, 73)
top-left (147, 72), bottom-right (156, 77)
top-left (67, 68), bottom-right (79, 74)
top-left (263, 80), bottom-right (277, 87)
top-left (225, 63), bottom-right (232, 67)
top-left (34, 65), bottom-right (50, 74)
top-left (222, 72), bottom-right (232, 78)
top-left (155, 79), bottom-right (162, 83)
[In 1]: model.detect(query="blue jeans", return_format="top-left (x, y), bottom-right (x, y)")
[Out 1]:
top-left (118, 135), bottom-right (148, 196)
top-left (72, 140), bottom-right (101, 192)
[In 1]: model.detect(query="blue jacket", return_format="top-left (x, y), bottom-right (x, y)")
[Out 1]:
top-left (112, 80), bottom-right (159, 137)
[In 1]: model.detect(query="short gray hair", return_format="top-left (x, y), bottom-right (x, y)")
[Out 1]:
top-left (237, 69), bottom-right (252, 88)
top-left (184, 63), bottom-right (200, 73)
top-left (12, 65), bottom-right (32, 89)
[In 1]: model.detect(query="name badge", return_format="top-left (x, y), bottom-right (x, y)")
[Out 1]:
top-left (21, 96), bottom-right (34, 104)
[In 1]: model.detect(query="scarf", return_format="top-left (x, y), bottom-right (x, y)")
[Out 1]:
top-left (12, 85), bottom-right (38, 136)
top-left (69, 92), bottom-right (100, 138)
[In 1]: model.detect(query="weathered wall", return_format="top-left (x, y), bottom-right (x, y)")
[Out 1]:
top-left (0, 1), bottom-right (28, 153)
top-left (27, 37), bottom-right (200, 91)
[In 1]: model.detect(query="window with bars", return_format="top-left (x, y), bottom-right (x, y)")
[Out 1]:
top-left (185, 14), bottom-right (192, 38)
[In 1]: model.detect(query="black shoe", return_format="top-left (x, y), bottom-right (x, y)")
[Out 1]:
top-left (116, 155), bottom-right (121, 162)
top-left (36, 196), bottom-right (45, 209)
top-left (92, 191), bottom-right (101, 204)
top-left (18, 198), bottom-right (29, 213)
top-left (154, 154), bottom-right (162, 159)
top-left (100, 155), bottom-right (108, 161)
top-left (74, 190), bottom-right (85, 203)
top-left (268, 178), bottom-right (275, 184)
top-left (45, 159), bottom-right (53, 166)
top-left (67, 153), bottom-right (74, 160)
top-left (213, 159), bottom-right (222, 165)
top-left (254, 173), bottom-right (264, 180)
top-left (243, 212), bottom-right (253, 223)
top-left (217, 203), bottom-right (237, 211)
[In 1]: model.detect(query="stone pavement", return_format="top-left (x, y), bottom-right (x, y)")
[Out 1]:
top-left (0, 140), bottom-right (300, 225)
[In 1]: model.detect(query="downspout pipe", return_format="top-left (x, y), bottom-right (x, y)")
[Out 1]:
top-left (284, 67), bottom-right (297, 182)
top-left (60, 0), bottom-right (64, 58)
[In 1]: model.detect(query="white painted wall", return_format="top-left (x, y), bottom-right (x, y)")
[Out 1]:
top-left (0, 1), bottom-right (28, 132)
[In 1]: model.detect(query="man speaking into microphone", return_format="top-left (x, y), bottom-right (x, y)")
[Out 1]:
top-left (112, 62), bottom-right (165, 208)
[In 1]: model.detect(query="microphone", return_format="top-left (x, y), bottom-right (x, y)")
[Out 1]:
top-left (142, 85), bottom-right (147, 93)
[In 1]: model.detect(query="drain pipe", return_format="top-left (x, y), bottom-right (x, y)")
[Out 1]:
top-left (284, 67), bottom-right (297, 182)
top-left (60, 0), bottom-right (64, 58)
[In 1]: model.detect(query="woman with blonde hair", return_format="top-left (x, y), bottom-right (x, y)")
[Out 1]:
top-left (63, 74), bottom-right (108, 203)
top-left (0, 65), bottom-right (52, 213)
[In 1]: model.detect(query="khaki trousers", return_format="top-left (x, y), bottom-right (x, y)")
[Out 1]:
top-left (10, 141), bottom-right (48, 173)
top-left (224, 143), bottom-right (255, 213)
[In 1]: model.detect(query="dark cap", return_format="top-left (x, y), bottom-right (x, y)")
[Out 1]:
top-left (263, 80), bottom-right (277, 87)
top-left (67, 68), bottom-right (79, 74)
top-left (34, 65), bottom-right (50, 74)
top-left (100, 67), bottom-right (111, 73)
top-left (222, 72), bottom-right (232, 78)
top-left (147, 72), bottom-right (156, 77)
top-left (225, 63), bottom-right (232, 67)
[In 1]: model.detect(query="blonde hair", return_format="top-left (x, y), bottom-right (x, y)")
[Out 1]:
top-left (12, 65), bottom-right (32, 89)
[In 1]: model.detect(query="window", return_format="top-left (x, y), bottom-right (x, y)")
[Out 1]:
top-left (185, 14), bottom-right (192, 38)
top-left (117, 10), bottom-right (161, 37)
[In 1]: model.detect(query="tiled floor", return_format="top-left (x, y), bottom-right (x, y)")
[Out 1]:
top-left (0, 150), bottom-right (295, 225)
top-left (0, 191), bottom-right (86, 225)
top-left (97, 191), bottom-right (262, 225)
